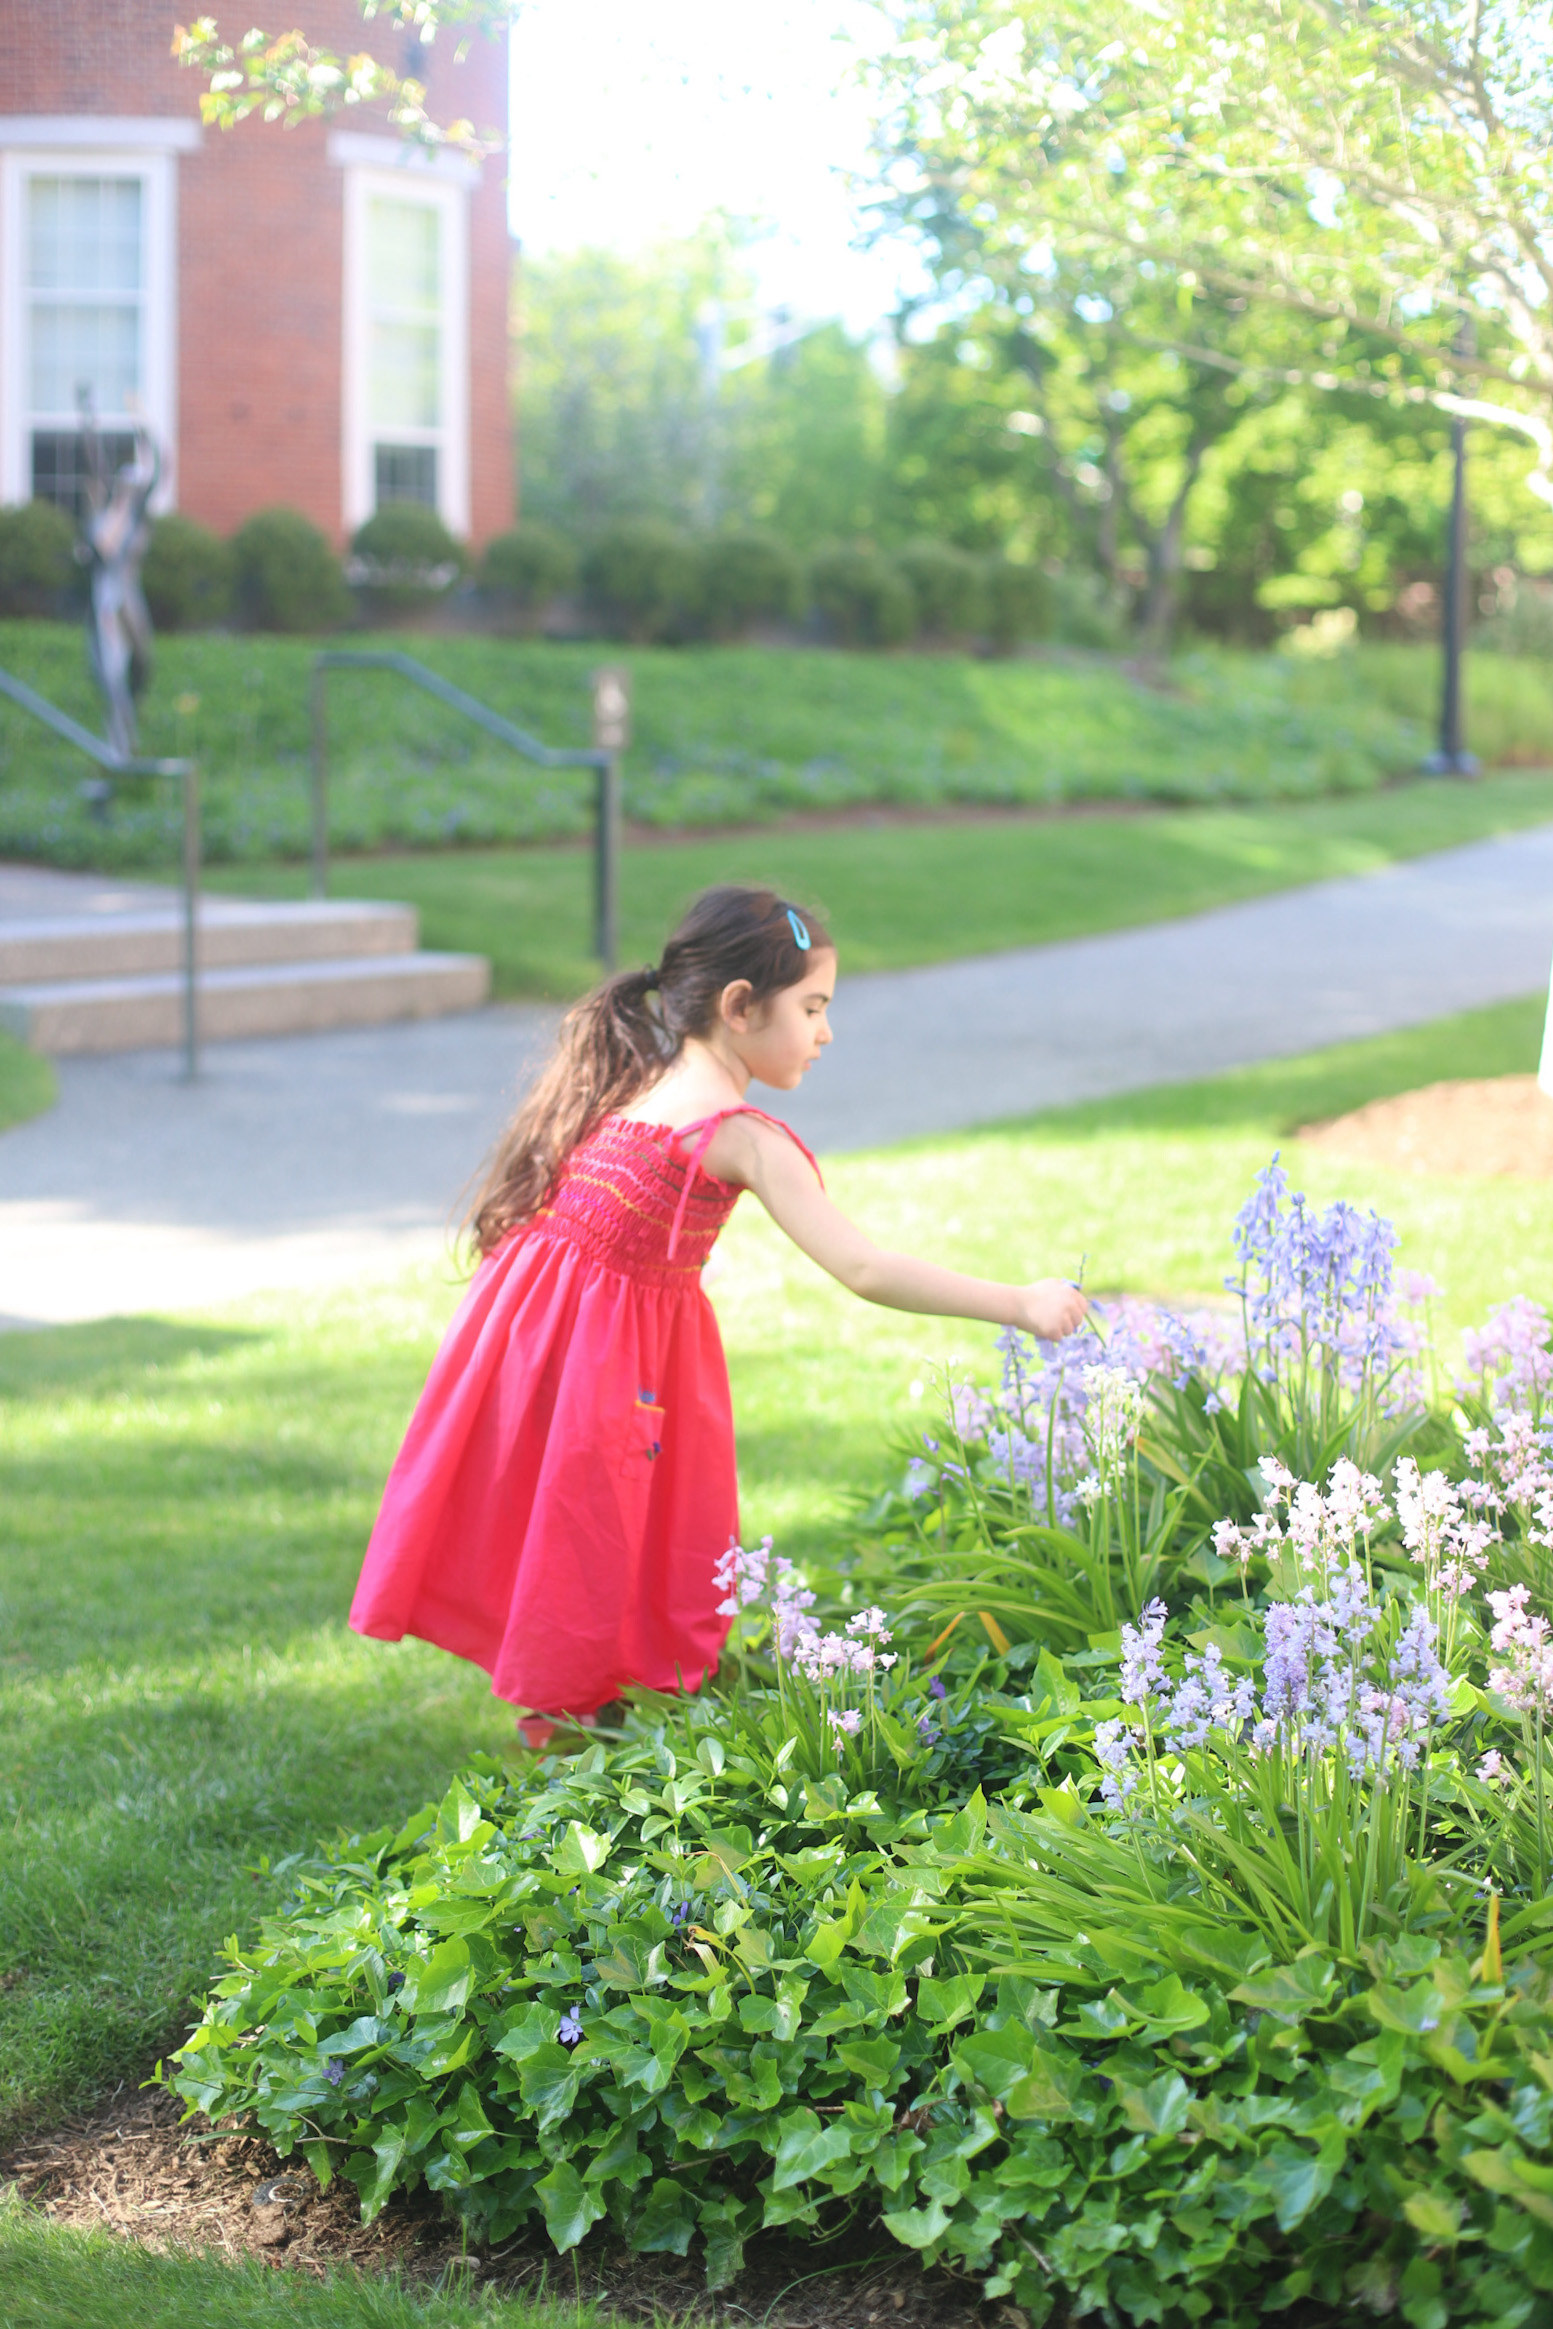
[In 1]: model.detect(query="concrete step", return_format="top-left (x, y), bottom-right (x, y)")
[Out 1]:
top-left (0, 950), bottom-right (491, 1055)
top-left (0, 897), bottom-right (419, 983)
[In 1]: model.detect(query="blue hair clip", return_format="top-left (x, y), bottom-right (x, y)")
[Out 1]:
top-left (786, 908), bottom-right (811, 951)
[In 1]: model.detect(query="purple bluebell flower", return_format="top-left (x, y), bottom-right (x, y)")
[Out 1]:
top-left (1226, 1156), bottom-right (1409, 1400)
top-left (1119, 1599), bottom-right (1168, 1706)
top-left (1093, 1719), bottom-right (1138, 1814)
top-left (929, 1675), bottom-right (947, 1701)
top-left (558, 2005), bottom-right (585, 2047)
top-left (323, 2057), bottom-right (345, 2086)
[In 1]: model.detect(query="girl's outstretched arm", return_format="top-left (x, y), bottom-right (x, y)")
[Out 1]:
top-left (708, 1115), bottom-right (1088, 1340)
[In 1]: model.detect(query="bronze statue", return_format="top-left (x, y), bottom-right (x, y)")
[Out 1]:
top-left (76, 395), bottom-right (158, 760)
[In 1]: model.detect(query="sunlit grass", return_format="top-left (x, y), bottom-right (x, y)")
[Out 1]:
top-left (0, 2206), bottom-right (624, 2329)
top-left (205, 768), bottom-right (1553, 998)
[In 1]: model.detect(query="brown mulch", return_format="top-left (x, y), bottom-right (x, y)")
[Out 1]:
top-left (0, 2084), bottom-right (1010, 2327)
top-left (1300, 1073), bottom-right (1553, 1180)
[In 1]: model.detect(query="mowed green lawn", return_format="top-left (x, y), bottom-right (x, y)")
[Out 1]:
top-left (3, 994), bottom-right (1552, 2319)
top-left (208, 766), bottom-right (1553, 998)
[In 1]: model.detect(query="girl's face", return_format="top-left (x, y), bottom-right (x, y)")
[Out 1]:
top-left (723, 949), bottom-right (836, 1089)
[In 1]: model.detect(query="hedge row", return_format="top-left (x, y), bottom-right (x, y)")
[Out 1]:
top-left (0, 501), bottom-right (1058, 652)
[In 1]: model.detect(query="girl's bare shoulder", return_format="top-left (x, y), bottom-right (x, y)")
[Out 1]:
top-left (701, 1108), bottom-right (810, 1189)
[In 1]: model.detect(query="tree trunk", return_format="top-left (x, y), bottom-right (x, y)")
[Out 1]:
top-left (1136, 443), bottom-right (1206, 652)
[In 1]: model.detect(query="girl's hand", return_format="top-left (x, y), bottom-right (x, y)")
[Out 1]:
top-left (1013, 1279), bottom-right (1090, 1339)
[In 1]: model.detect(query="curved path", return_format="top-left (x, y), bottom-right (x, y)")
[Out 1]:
top-left (3, 823), bottom-right (1552, 1327)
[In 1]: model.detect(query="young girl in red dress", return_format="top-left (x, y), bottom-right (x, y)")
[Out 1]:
top-left (350, 884), bottom-right (1088, 1743)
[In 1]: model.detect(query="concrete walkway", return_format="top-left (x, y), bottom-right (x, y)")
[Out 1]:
top-left (3, 824), bottom-right (1552, 1327)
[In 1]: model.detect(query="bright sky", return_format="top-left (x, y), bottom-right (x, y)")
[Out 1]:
top-left (505, 0), bottom-right (928, 335)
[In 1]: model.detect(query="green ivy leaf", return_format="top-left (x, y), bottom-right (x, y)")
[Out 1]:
top-left (1463, 2147), bottom-right (1553, 2226)
top-left (1123, 1975), bottom-right (1210, 2038)
top-left (437, 1777), bottom-right (488, 1847)
top-left (1116, 2071), bottom-right (1192, 2138)
top-left (836, 2034), bottom-right (902, 2088)
top-left (916, 1972), bottom-right (985, 2034)
top-left (881, 2195), bottom-right (953, 2249)
top-left (536, 2161), bottom-right (606, 2252)
top-left (770, 2106), bottom-right (855, 2191)
top-left (1252, 2133), bottom-right (1347, 2232)
top-left (1402, 2190), bottom-right (1461, 2244)
top-left (698, 2194), bottom-right (753, 2289)
top-left (555, 1822), bottom-right (610, 1877)
top-left (1367, 1979), bottom-right (1446, 2037)
top-left (805, 1912), bottom-right (853, 1969)
top-left (402, 1939), bottom-right (472, 2018)
top-left (518, 2044), bottom-right (582, 2134)
top-left (1230, 1958), bottom-right (1336, 2024)
top-left (592, 1935), bottom-right (651, 1989)
top-left (632, 2176), bottom-right (698, 2254)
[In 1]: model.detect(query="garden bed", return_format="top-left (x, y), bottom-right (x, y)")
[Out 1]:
top-left (1304, 1074), bottom-right (1553, 1179)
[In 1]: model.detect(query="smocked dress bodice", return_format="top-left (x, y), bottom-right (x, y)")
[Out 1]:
top-left (524, 1114), bottom-right (746, 1288)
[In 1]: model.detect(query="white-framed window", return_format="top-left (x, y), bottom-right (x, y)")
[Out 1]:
top-left (0, 135), bottom-right (180, 514)
top-left (344, 154), bottom-right (474, 535)
top-left (339, 147), bottom-right (470, 538)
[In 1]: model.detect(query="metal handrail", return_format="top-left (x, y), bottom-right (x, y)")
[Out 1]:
top-left (0, 666), bottom-right (201, 1079)
top-left (310, 650), bottom-right (623, 968)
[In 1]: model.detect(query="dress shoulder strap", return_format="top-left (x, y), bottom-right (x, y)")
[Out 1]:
top-left (665, 1106), bottom-right (824, 1259)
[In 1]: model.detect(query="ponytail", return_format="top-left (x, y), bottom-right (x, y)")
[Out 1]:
top-left (465, 966), bottom-right (668, 1253)
top-left (464, 884), bottom-right (832, 1257)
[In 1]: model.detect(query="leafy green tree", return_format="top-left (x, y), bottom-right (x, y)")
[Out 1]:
top-left (721, 326), bottom-right (893, 551)
top-left (517, 234), bottom-right (741, 536)
top-left (518, 237), bottom-right (896, 552)
top-left (865, 2), bottom-right (1553, 510)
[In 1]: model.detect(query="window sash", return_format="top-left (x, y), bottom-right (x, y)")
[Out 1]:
top-left (24, 173), bottom-right (147, 424)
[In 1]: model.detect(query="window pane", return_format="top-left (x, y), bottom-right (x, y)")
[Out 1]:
top-left (368, 197), bottom-right (439, 313)
top-left (32, 428), bottom-right (136, 521)
top-left (28, 176), bottom-right (141, 293)
top-left (369, 320), bottom-right (440, 430)
top-left (374, 444), bottom-right (438, 509)
top-left (30, 300), bottom-right (140, 417)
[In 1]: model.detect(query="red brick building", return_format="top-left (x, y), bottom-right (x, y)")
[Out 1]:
top-left (0, 1), bottom-right (514, 547)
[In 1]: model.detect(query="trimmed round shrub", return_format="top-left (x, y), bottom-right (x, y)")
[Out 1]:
top-left (808, 546), bottom-right (916, 649)
top-left (348, 502), bottom-right (464, 617)
top-left (897, 540), bottom-right (987, 640)
top-left (480, 524), bottom-right (578, 623)
top-left (232, 505), bottom-right (350, 634)
top-left (984, 557), bottom-right (1054, 651)
top-left (688, 531), bottom-right (804, 639)
top-left (0, 499), bottom-right (76, 616)
top-left (583, 520), bottom-right (695, 644)
top-left (142, 512), bottom-right (233, 631)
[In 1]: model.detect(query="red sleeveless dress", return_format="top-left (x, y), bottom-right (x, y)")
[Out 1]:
top-left (349, 1106), bottom-right (820, 1717)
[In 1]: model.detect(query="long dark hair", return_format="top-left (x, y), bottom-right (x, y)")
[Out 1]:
top-left (466, 884), bottom-right (832, 1254)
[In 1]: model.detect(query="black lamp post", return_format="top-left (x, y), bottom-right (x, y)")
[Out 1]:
top-left (1424, 323), bottom-right (1480, 777)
